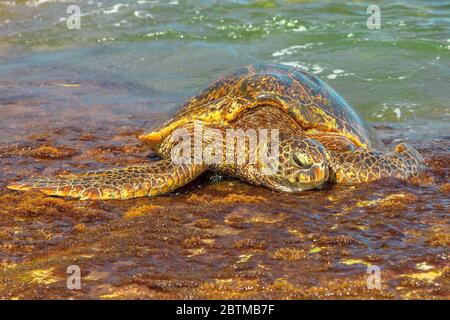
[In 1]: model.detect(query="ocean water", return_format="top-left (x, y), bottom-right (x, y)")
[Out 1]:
top-left (0, 0), bottom-right (449, 141)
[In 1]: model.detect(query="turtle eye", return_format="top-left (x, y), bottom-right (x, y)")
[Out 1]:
top-left (293, 152), bottom-right (313, 169)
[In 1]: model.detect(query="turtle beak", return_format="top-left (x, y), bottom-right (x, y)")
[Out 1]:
top-left (281, 161), bottom-right (329, 192)
top-left (298, 162), bottom-right (328, 185)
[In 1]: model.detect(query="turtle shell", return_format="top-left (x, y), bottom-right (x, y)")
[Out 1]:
top-left (139, 63), bottom-right (379, 150)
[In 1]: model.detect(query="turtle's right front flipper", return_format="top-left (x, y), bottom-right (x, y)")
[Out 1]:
top-left (330, 143), bottom-right (425, 183)
top-left (7, 160), bottom-right (206, 200)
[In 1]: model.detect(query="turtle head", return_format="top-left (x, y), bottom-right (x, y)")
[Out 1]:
top-left (262, 135), bottom-right (330, 192)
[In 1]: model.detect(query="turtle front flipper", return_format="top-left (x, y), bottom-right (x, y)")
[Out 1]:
top-left (7, 160), bottom-right (206, 200)
top-left (330, 143), bottom-right (425, 183)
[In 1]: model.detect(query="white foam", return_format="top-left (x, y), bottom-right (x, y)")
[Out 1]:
top-left (97, 37), bottom-right (116, 43)
top-left (137, 0), bottom-right (159, 3)
top-left (26, 0), bottom-right (54, 6)
top-left (311, 64), bottom-right (324, 74)
top-left (134, 11), bottom-right (154, 19)
top-left (103, 3), bottom-right (128, 15)
top-left (293, 26), bottom-right (307, 32)
top-left (326, 74), bottom-right (337, 79)
top-left (279, 62), bottom-right (309, 71)
top-left (114, 20), bottom-right (128, 27)
top-left (272, 43), bottom-right (315, 57)
top-left (26, 0), bottom-right (73, 6)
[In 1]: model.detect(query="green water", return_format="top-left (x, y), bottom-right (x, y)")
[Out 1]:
top-left (0, 0), bottom-right (449, 140)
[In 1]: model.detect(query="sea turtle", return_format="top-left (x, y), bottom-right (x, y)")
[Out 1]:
top-left (7, 64), bottom-right (424, 200)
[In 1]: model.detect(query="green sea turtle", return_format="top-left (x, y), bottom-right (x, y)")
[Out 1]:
top-left (7, 64), bottom-right (424, 200)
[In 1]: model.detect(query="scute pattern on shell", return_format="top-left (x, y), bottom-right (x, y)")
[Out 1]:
top-left (143, 63), bottom-right (379, 150)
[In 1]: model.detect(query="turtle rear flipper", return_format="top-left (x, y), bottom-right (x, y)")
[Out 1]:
top-left (394, 143), bottom-right (425, 166)
top-left (7, 160), bottom-right (206, 200)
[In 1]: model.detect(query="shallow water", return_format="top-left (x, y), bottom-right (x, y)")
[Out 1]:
top-left (0, 0), bottom-right (448, 299)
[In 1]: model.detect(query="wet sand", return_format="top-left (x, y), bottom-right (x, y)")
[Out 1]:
top-left (0, 81), bottom-right (448, 300)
